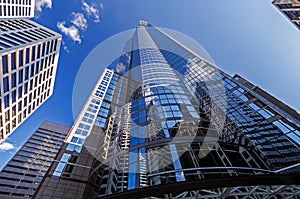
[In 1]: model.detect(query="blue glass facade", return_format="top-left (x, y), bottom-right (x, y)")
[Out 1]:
top-left (41, 21), bottom-right (300, 198)
top-left (85, 21), bottom-right (300, 198)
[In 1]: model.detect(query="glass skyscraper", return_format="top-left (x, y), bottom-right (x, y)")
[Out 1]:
top-left (35, 21), bottom-right (300, 198)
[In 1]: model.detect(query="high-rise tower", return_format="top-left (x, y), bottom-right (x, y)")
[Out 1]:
top-left (0, 0), bottom-right (62, 141)
top-left (0, 0), bottom-right (35, 18)
top-left (35, 21), bottom-right (300, 198)
top-left (0, 121), bottom-right (69, 198)
top-left (273, 0), bottom-right (300, 30)
top-left (0, 19), bottom-right (62, 141)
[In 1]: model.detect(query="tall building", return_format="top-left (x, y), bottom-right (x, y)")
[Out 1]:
top-left (0, 0), bottom-right (35, 18)
top-left (273, 0), bottom-right (300, 30)
top-left (0, 18), bottom-right (62, 141)
top-left (35, 21), bottom-right (300, 198)
top-left (0, 121), bottom-right (69, 199)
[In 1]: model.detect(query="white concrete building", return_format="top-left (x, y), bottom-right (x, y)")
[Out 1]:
top-left (0, 19), bottom-right (61, 141)
top-left (0, 0), bottom-right (35, 18)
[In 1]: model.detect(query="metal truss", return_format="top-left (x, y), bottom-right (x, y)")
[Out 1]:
top-left (147, 185), bottom-right (300, 199)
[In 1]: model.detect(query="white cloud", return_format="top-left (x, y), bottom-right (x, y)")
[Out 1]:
top-left (100, 3), bottom-right (104, 9)
top-left (35, 0), bottom-right (52, 12)
top-left (82, 0), bottom-right (100, 23)
top-left (61, 41), bottom-right (70, 53)
top-left (71, 12), bottom-right (88, 31)
top-left (63, 45), bottom-right (70, 53)
top-left (57, 21), bottom-right (81, 43)
top-left (0, 141), bottom-right (15, 151)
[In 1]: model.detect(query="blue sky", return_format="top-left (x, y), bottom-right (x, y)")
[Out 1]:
top-left (0, 0), bottom-right (300, 170)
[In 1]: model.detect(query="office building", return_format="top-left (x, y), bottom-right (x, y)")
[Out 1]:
top-left (0, 121), bottom-right (69, 198)
top-left (0, 19), bottom-right (62, 141)
top-left (273, 0), bottom-right (300, 30)
top-left (0, 0), bottom-right (35, 18)
top-left (35, 21), bottom-right (300, 198)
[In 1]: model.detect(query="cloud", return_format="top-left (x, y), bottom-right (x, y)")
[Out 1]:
top-left (100, 3), bottom-right (104, 9)
top-left (63, 45), bottom-right (70, 53)
top-left (35, 0), bottom-right (52, 12)
top-left (62, 41), bottom-right (70, 53)
top-left (71, 12), bottom-right (88, 31)
top-left (82, 0), bottom-right (100, 23)
top-left (57, 21), bottom-right (81, 43)
top-left (0, 141), bottom-right (15, 151)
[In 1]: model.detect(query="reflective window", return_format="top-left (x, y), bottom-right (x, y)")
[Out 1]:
top-left (19, 50), bottom-right (23, 67)
top-left (3, 76), bottom-right (9, 92)
top-left (2, 55), bottom-right (8, 74)
top-left (11, 52), bottom-right (16, 70)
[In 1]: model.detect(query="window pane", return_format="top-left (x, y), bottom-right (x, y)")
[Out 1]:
top-left (2, 55), bottom-right (8, 74)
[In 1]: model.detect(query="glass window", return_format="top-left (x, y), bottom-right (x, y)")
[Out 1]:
top-left (258, 109), bottom-right (273, 119)
top-left (31, 46), bottom-right (36, 61)
top-left (18, 86), bottom-right (22, 99)
top-left (24, 97), bottom-right (27, 106)
top-left (11, 90), bottom-right (16, 103)
top-left (11, 52), bottom-right (16, 70)
top-left (4, 95), bottom-right (9, 108)
top-left (41, 42), bottom-right (45, 56)
top-left (11, 73), bottom-right (16, 88)
top-left (61, 153), bottom-right (71, 162)
top-left (25, 48), bottom-right (30, 64)
top-left (239, 94), bottom-right (248, 102)
top-left (19, 50), bottom-right (23, 67)
top-left (30, 64), bottom-right (34, 77)
top-left (287, 132), bottom-right (300, 143)
top-left (2, 55), bottom-right (8, 74)
top-left (70, 136), bottom-right (78, 143)
top-left (25, 66), bottom-right (29, 80)
top-left (3, 77), bottom-right (9, 93)
top-left (273, 121), bottom-right (290, 133)
top-left (249, 103), bottom-right (260, 111)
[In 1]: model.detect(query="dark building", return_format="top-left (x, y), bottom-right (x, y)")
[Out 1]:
top-left (0, 121), bottom-right (69, 198)
top-left (35, 21), bottom-right (300, 198)
top-left (273, 0), bottom-right (300, 30)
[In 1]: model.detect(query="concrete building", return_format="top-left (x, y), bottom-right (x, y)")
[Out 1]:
top-left (0, 19), bottom-right (62, 141)
top-left (0, 0), bottom-right (35, 18)
top-left (34, 21), bottom-right (300, 198)
top-left (0, 121), bottom-right (69, 198)
top-left (273, 0), bottom-right (300, 30)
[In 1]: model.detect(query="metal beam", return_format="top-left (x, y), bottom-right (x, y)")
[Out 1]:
top-left (98, 174), bottom-right (300, 199)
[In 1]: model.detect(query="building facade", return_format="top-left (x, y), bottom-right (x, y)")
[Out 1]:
top-left (0, 19), bottom-right (62, 141)
top-left (273, 0), bottom-right (300, 30)
top-left (35, 21), bottom-right (300, 198)
top-left (0, 121), bottom-right (69, 198)
top-left (0, 0), bottom-right (35, 18)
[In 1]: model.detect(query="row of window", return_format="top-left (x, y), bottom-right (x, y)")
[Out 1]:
top-left (0, 0), bottom-right (32, 5)
top-left (2, 66), bottom-right (53, 97)
top-left (2, 77), bottom-right (52, 111)
top-left (0, 4), bottom-right (31, 17)
top-left (198, 72), bottom-right (300, 162)
top-left (94, 70), bottom-right (113, 98)
top-left (1, 44), bottom-right (57, 77)
top-left (67, 70), bottom-right (114, 152)
top-left (1, 89), bottom-right (51, 138)
top-left (0, 25), bottom-right (56, 52)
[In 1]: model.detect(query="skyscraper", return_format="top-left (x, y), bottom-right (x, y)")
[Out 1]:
top-left (0, 0), bottom-right (35, 18)
top-left (35, 21), bottom-right (300, 198)
top-left (0, 121), bottom-right (69, 198)
top-left (273, 0), bottom-right (300, 30)
top-left (0, 18), bottom-right (62, 141)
